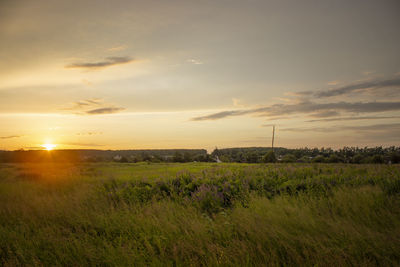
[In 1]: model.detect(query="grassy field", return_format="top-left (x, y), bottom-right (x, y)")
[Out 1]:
top-left (0, 162), bottom-right (399, 266)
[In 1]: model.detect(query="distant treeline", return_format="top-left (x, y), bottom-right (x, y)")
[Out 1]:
top-left (211, 146), bottom-right (400, 164)
top-left (0, 147), bottom-right (399, 164)
top-left (0, 149), bottom-right (209, 163)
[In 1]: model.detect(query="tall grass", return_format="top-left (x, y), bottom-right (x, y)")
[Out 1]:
top-left (0, 163), bottom-right (399, 266)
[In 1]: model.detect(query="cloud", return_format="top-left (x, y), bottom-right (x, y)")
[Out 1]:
top-left (327, 81), bottom-right (340, 86)
top-left (76, 132), bottom-right (103, 136)
top-left (72, 98), bottom-right (102, 108)
top-left (191, 100), bottom-right (400, 121)
top-left (314, 78), bottom-right (400, 98)
top-left (284, 91), bottom-right (313, 97)
top-left (82, 79), bottom-right (93, 86)
top-left (191, 75), bottom-right (400, 124)
top-left (108, 45), bottom-right (127, 52)
top-left (280, 123), bottom-right (400, 133)
top-left (65, 56), bottom-right (133, 69)
top-left (191, 110), bottom-right (250, 121)
top-left (309, 110), bottom-right (340, 118)
top-left (63, 98), bottom-right (125, 115)
top-left (362, 70), bottom-right (375, 76)
top-left (261, 124), bottom-right (277, 128)
top-left (232, 98), bottom-right (245, 107)
top-left (306, 115), bottom-right (400, 123)
top-left (0, 135), bottom-right (21, 139)
top-left (279, 127), bottom-right (333, 133)
top-left (187, 59), bottom-right (203, 65)
top-left (85, 107), bottom-right (125, 115)
top-left (63, 142), bottom-right (105, 147)
top-left (344, 123), bottom-right (400, 131)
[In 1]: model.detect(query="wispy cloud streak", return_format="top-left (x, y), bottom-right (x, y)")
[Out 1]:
top-left (314, 78), bottom-right (400, 98)
top-left (0, 135), bottom-right (21, 139)
top-left (306, 115), bottom-right (400, 123)
top-left (280, 123), bottom-right (400, 133)
top-left (65, 56), bottom-right (133, 69)
top-left (63, 98), bottom-right (125, 115)
top-left (85, 107), bottom-right (125, 115)
top-left (191, 101), bottom-right (400, 121)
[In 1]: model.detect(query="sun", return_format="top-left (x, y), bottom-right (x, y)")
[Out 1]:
top-left (42, 143), bottom-right (56, 151)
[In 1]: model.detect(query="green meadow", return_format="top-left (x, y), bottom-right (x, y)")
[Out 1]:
top-left (0, 162), bottom-right (399, 266)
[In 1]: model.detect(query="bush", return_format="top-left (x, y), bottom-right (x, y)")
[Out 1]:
top-left (327, 154), bottom-right (342, 163)
top-left (382, 178), bottom-right (400, 196)
top-left (281, 154), bottom-right (296, 163)
top-left (192, 184), bottom-right (224, 213)
top-left (312, 155), bottom-right (325, 163)
top-left (389, 152), bottom-right (400, 164)
top-left (363, 155), bottom-right (384, 164)
top-left (297, 156), bottom-right (311, 163)
top-left (262, 151), bottom-right (276, 163)
top-left (352, 154), bottom-right (364, 164)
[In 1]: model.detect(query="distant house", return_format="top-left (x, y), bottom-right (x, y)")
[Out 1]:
top-left (164, 155), bottom-right (173, 161)
top-left (113, 155), bottom-right (122, 161)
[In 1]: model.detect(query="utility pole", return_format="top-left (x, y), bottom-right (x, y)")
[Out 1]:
top-left (271, 125), bottom-right (275, 152)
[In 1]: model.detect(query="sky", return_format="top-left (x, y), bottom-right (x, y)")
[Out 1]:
top-left (0, 0), bottom-right (399, 151)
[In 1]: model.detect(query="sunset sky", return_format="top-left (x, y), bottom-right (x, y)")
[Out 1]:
top-left (0, 0), bottom-right (399, 151)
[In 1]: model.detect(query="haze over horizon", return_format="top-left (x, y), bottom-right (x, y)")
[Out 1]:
top-left (1, 0), bottom-right (399, 151)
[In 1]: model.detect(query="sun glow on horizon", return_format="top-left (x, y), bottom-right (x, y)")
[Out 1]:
top-left (42, 143), bottom-right (56, 151)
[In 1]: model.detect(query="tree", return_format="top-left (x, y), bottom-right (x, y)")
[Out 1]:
top-left (281, 154), bottom-right (296, 163)
top-left (245, 151), bottom-right (259, 163)
top-left (371, 155), bottom-right (384, 164)
top-left (352, 154), bottom-right (364, 164)
top-left (262, 151), bottom-right (276, 163)
top-left (183, 152), bottom-right (193, 162)
top-left (389, 152), bottom-right (400, 164)
top-left (211, 147), bottom-right (221, 157)
top-left (119, 156), bottom-right (129, 163)
top-left (327, 154), bottom-right (342, 163)
top-left (173, 152), bottom-right (184, 162)
top-left (312, 155), bottom-right (325, 163)
top-left (297, 156), bottom-right (310, 163)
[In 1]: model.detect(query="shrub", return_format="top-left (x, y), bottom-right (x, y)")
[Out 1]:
top-left (327, 154), bottom-right (342, 163)
top-left (312, 155), bottom-right (325, 163)
top-left (192, 184), bottom-right (224, 214)
top-left (389, 152), bottom-right (400, 164)
top-left (352, 154), bottom-right (364, 164)
top-left (262, 151), bottom-right (276, 163)
top-left (281, 154), bottom-right (296, 163)
top-left (371, 155), bottom-right (384, 164)
top-left (382, 178), bottom-right (400, 196)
